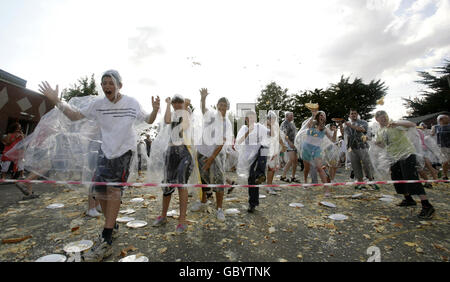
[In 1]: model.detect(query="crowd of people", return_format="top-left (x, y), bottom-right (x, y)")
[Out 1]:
top-left (1, 69), bottom-right (449, 262)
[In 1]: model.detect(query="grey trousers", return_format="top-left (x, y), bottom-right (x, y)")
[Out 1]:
top-left (349, 148), bottom-right (373, 181)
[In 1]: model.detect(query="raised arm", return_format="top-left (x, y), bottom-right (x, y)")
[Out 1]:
top-left (200, 88), bottom-right (209, 115)
top-left (338, 121), bottom-right (345, 137)
top-left (147, 96), bottom-right (160, 124)
top-left (38, 82), bottom-right (85, 121)
top-left (164, 97), bottom-right (172, 124)
top-left (389, 120), bottom-right (416, 128)
top-left (306, 110), bottom-right (318, 129)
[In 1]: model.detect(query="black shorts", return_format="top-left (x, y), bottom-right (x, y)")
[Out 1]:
top-left (91, 149), bottom-right (133, 194)
top-left (391, 154), bottom-right (425, 196)
top-left (162, 145), bottom-right (193, 196)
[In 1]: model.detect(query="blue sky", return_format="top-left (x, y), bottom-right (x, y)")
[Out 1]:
top-left (1, 0), bottom-right (449, 121)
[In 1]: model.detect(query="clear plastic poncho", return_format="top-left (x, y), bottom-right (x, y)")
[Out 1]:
top-left (418, 129), bottom-right (447, 165)
top-left (5, 96), bottom-right (101, 186)
top-left (367, 122), bottom-right (430, 180)
top-left (146, 108), bottom-right (201, 187)
top-left (294, 116), bottom-right (340, 167)
top-left (193, 109), bottom-right (234, 183)
top-left (265, 112), bottom-right (286, 170)
top-left (235, 122), bottom-right (270, 179)
top-left (5, 95), bottom-right (150, 187)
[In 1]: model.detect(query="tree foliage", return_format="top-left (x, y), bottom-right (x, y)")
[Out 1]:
top-left (61, 74), bottom-right (98, 101)
top-left (403, 59), bottom-right (450, 118)
top-left (255, 82), bottom-right (291, 116)
top-left (256, 76), bottom-right (388, 128)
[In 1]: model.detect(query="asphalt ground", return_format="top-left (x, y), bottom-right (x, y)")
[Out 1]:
top-left (0, 168), bottom-right (449, 262)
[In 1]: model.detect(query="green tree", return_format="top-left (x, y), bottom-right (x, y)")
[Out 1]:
top-left (255, 82), bottom-right (291, 119)
top-left (403, 59), bottom-right (450, 118)
top-left (61, 74), bottom-right (98, 101)
top-left (294, 77), bottom-right (387, 126)
top-left (256, 77), bottom-right (388, 128)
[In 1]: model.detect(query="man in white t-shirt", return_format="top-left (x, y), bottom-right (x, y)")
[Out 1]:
top-left (236, 111), bottom-right (269, 213)
top-left (38, 70), bottom-right (160, 261)
top-left (190, 88), bottom-right (233, 221)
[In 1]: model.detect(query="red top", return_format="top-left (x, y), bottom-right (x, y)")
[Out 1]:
top-left (1, 132), bottom-right (23, 161)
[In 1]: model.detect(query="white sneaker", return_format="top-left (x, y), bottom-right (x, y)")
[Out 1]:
top-left (217, 209), bottom-right (226, 222)
top-left (87, 208), bottom-right (101, 218)
top-left (190, 200), bottom-right (206, 212)
top-left (266, 187), bottom-right (278, 195)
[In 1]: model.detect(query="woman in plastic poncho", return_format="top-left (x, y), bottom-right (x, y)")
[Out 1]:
top-left (301, 110), bottom-right (336, 196)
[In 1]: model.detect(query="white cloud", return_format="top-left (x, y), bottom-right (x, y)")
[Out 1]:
top-left (1, 0), bottom-right (449, 120)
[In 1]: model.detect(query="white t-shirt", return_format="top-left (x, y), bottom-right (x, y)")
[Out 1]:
top-left (196, 110), bottom-right (233, 157)
top-left (236, 123), bottom-right (270, 157)
top-left (236, 123), bottom-right (269, 177)
top-left (80, 95), bottom-right (149, 159)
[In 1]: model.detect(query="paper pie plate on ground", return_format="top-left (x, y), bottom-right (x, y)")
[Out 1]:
top-left (289, 203), bottom-right (304, 208)
top-left (167, 210), bottom-right (179, 217)
top-left (352, 193), bottom-right (363, 199)
top-left (379, 197), bottom-right (393, 202)
top-left (119, 254), bottom-right (149, 262)
top-left (63, 240), bottom-right (93, 253)
top-left (47, 203), bottom-right (64, 209)
top-left (259, 195), bottom-right (266, 199)
top-left (225, 197), bottom-right (239, 202)
top-left (319, 201), bottom-right (337, 208)
top-left (130, 198), bottom-right (144, 203)
top-left (35, 254), bottom-right (67, 262)
top-left (117, 217), bottom-right (135, 223)
top-left (127, 220), bottom-right (147, 228)
top-left (224, 208), bottom-right (240, 215)
top-left (329, 214), bottom-right (348, 220)
top-left (380, 194), bottom-right (395, 199)
top-left (119, 209), bottom-right (136, 215)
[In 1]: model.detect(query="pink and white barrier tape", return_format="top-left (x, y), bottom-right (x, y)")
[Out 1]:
top-left (0, 179), bottom-right (448, 188)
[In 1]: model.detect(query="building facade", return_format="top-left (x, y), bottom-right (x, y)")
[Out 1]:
top-left (0, 69), bottom-right (53, 137)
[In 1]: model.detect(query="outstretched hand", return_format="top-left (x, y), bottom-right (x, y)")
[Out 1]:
top-left (152, 96), bottom-right (160, 111)
top-left (200, 88), bottom-right (209, 100)
top-left (38, 81), bottom-right (60, 104)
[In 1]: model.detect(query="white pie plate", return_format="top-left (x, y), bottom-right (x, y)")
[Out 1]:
top-left (47, 203), bottom-right (65, 209)
top-left (35, 254), bottom-right (67, 262)
top-left (329, 214), bottom-right (348, 220)
top-left (117, 217), bottom-right (135, 223)
top-left (130, 198), bottom-right (144, 203)
top-left (320, 201), bottom-right (337, 208)
top-left (63, 240), bottom-right (93, 253)
top-left (119, 254), bottom-right (149, 262)
top-left (224, 208), bottom-right (240, 215)
top-left (127, 220), bottom-right (148, 228)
